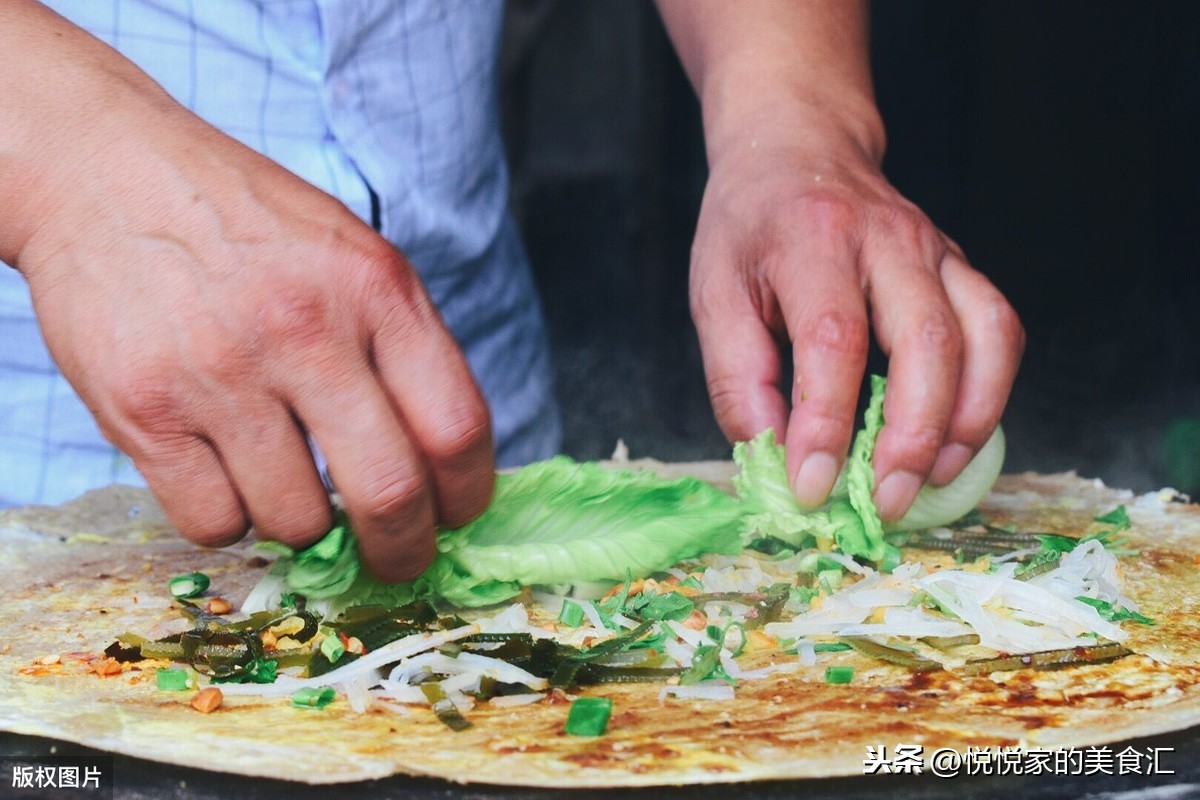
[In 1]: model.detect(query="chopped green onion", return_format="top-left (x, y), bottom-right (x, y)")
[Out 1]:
top-left (812, 642), bottom-right (852, 653)
top-left (565, 697), bottom-right (614, 737)
top-left (558, 599), bottom-right (585, 628)
top-left (155, 668), bottom-right (190, 691)
top-left (291, 686), bottom-right (336, 709)
top-left (817, 569), bottom-right (842, 594)
top-left (790, 586), bottom-right (819, 606)
top-left (677, 575), bottom-right (703, 592)
top-left (320, 635), bottom-right (346, 663)
top-left (824, 666), bottom-right (855, 684)
top-left (879, 543), bottom-right (902, 574)
top-left (721, 622), bottom-right (747, 657)
top-left (212, 658), bottom-right (278, 685)
top-left (169, 572), bottom-right (210, 599)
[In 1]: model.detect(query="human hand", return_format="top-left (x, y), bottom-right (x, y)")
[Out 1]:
top-left (689, 120), bottom-right (1024, 520)
top-left (2, 4), bottom-right (493, 578)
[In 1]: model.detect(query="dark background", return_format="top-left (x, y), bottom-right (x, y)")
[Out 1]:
top-left (500, 0), bottom-right (1200, 494)
top-left (8, 5), bottom-right (1200, 799)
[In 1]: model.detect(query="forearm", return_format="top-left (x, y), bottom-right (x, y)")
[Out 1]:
top-left (655, 0), bottom-right (885, 167)
top-left (0, 0), bottom-right (181, 265)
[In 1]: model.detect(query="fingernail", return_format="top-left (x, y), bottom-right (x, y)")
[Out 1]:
top-left (875, 471), bottom-right (923, 521)
top-left (792, 452), bottom-right (840, 507)
top-left (929, 443), bottom-right (974, 487)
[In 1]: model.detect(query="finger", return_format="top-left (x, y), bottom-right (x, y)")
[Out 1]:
top-left (777, 259), bottom-right (870, 508)
top-left (869, 253), bottom-right (964, 521)
top-left (370, 282), bottom-right (495, 529)
top-left (208, 403), bottom-right (333, 547)
top-left (927, 254), bottom-right (1024, 485)
top-left (690, 265), bottom-right (790, 445)
top-left (288, 355), bottom-right (436, 582)
top-left (124, 430), bottom-right (249, 548)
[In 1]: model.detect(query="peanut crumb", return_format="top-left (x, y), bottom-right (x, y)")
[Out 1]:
top-left (90, 657), bottom-right (123, 677)
top-left (205, 597), bottom-right (233, 615)
top-left (191, 687), bottom-right (223, 713)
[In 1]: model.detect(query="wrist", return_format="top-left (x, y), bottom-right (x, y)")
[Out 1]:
top-left (700, 69), bottom-right (887, 174)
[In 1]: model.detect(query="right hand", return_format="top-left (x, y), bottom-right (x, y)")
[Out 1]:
top-left (1, 2), bottom-right (494, 580)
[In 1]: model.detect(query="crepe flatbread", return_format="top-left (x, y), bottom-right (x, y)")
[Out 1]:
top-left (2, 471), bottom-right (1200, 787)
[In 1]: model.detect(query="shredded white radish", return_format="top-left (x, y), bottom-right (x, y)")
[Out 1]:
top-left (665, 620), bottom-right (714, 648)
top-left (718, 650), bottom-right (799, 680)
top-left (610, 612), bottom-right (640, 629)
top-left (216, 624), bottom-right (479, 697)
top-left (663, 637), bottom-right (695, 667)
top-left (659, 682), bottom-right (736, 703)
top-left (386, 651), bottom-right (548, 691)
top-left (343, 675), bottom-right (372, 713)
top-left (819, 552), bottom-right (873, 576)
top-left (368, 694), bottom-right (413, 715)
top-left (578, 600), bottom-right (609, 632)
top-left (797, 640), bottom-right (817, 666)
top-left (765, 539), bottom-right (1136, 655)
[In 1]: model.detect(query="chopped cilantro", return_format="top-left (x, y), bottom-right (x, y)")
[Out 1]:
top-left (1075, 596), bottom-right (1154, 625)
top-left (630, 591), bottom-right (694, 623)
top-left (1095, 505), bottom-right (1131, 530)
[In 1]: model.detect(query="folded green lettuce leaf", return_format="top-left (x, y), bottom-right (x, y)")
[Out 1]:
top-left (252, 456), bottom-right (744, 610)
top-left (733, 374), bottom-right (888, 562)
top-left (734, 374), bottom-right (1004, 564)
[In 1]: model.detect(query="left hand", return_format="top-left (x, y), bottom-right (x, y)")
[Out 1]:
top-left (689, 118), bottom-right (1024, 520)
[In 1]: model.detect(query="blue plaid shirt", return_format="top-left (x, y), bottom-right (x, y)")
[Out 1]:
top-left (0, 0), bottom-right (560, 505)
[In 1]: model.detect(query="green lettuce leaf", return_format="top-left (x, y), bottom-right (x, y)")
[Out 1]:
top-left (733, 375), bottom-right (889, 562)
top-left (260, 456), bottom-right (744, 610)
top-left (732, 430), bottom-right (839, 549)
top-left (841, 374), bottom-right (887, 561)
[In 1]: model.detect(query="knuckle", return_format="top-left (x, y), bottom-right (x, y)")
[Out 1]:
top-left (883, 205), bottom-right (939, 251)
top-left (115, 375), bottom-right (189, 433)
top-left (894, 423), bottom-right (946, 465)
top-left (425, 404), bottom-right (492, 466)
top-left (706, 373), bottom-right (746, 413)
top-left (705, 373), bottom-right (754, 439)
top-left (909, 310), bottom-right (962, 358)
top-left (803, 310), bottom-right (869, 358)
top-left (986, 296), bottom-right (1026, 350)
top-left (257, 502), bottom-right (333, 546)
top-left (260, 289), bottom-right (333, 351)
top-left (355, 468), bottom-right (429, 528)
top-left (786, 190), bottom-right (860, 237)
top-left (346, 243), bottom-right (434, 330)
top-left (792, 404), bottom-right (854, 451)
top-left (179, 507), bottom-right (249, 548)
